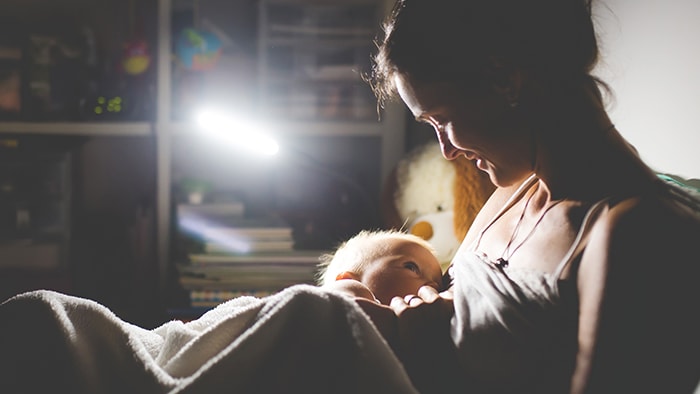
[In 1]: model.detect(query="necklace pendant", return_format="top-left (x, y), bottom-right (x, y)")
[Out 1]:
top-left (495, 258), bottom-right (509, 268)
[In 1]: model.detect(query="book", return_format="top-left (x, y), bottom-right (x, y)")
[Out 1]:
top-left (177, 202), bottom-right (245, 218)
top-left (202, 226), bottom-right (293, 241)
top-left (177, 268), bottom-right (318, 291)
top-left (177, 262), bottom-right (320, 277)
top-left (204, 239), bottom-right (295, 254)
top-left (187, 249), bottom-right (329, 265)
top-left (200, 215), bottom-right (293, 240)
top-left (178, 213), bottom-right (294, 254)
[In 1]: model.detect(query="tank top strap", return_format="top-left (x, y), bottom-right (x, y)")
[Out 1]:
top-left (470, 173), bottom-right (539, 251)
top-left (552, 198), bottom-right (611, 279)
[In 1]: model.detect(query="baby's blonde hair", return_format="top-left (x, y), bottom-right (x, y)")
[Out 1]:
top-left (316, 229), bottom-right (437, 286)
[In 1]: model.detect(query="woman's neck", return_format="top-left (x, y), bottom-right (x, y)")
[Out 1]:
top-left (528, 84), bottom-right (657, 203)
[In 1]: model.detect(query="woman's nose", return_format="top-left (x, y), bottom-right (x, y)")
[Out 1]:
top-left (436, 131), bottom-right (460, 160)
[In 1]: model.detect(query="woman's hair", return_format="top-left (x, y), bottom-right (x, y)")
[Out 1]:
top-left (316, 229), bottom-right (437, 286)
top-left (370, 0), bottom-right (607, 108)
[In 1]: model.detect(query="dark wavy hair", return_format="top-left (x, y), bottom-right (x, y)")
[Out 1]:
top-left (369, 0), bottom-right (609, 108)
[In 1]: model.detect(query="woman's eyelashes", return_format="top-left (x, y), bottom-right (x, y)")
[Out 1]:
top-left (431, 117), bottom-right (449, 132)
top-left (417, 114), bottom-right (448, 132)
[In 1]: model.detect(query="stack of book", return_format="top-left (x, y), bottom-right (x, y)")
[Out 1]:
top-left (177, 249), bottom-right (329, 307)
top-left (175, 204), bottom-right (330, 307)
top-left (198, 215), bottom-right (295, 255)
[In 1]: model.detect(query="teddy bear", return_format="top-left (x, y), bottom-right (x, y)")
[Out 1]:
top-left (381, 141), bottom-right (495, 269)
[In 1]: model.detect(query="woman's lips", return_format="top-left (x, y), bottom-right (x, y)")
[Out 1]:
top-left (475, 157), bottom-right (488, 171)
top-left (463, 150), bottom-right (488, 171)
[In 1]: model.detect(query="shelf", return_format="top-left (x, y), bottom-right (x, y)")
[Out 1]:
top-left (265, 37), bottom-right (371, 47)
top-left (165, 119), bottom-right (386, 137)
top-left (0, 122), bottom-right (153, 136)
top-left (263, 0), bottom-right (378, 4)
top-left (268, 23), bottom-right (374, 37)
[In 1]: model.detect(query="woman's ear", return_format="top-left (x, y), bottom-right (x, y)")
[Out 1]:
top-left (335, 271), bottom-right (360, 281)
top-left (488, 57), bottom-right (522, 107)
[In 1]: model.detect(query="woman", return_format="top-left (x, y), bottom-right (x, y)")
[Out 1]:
top-left (363, 0), bottom-right (700, 392)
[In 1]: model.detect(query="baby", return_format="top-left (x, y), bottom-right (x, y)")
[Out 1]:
top-left (317, 229), bottom-right (444, 305)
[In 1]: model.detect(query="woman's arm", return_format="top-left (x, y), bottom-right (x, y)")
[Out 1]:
top-left (570, 208), bottom-right (610, 393)
top-left (573, 198), bottom-right (700, 393)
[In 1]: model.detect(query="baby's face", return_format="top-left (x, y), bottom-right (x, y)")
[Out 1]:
top-left (360, 239), bottom-right (443, 305)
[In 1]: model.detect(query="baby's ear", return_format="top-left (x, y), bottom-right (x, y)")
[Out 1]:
top-left (335, 271), bottom-right (360, 281)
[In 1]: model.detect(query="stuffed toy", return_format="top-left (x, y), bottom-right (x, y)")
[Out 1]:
top-left (381, 141), bottom-right (495, 268)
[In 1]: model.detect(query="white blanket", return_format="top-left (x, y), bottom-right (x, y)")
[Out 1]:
top-left (0, 284), bottom-right (418, 394)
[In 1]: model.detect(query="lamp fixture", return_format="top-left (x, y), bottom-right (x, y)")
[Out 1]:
top-left (195, 109), bottom-right (279, 156)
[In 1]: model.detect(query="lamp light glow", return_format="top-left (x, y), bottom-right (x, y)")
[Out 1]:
top-left (179, 214), bottom-right (252, 254)
top-left (196, 109), bottom-right (279, 156)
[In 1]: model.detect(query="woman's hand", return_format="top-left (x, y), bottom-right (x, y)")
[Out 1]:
top-left (390, 285), bottom-right (454, 344)
top-left (389, 286), bottom-right (459, 393)
top-left (354, 298), bottom-right (399, 351)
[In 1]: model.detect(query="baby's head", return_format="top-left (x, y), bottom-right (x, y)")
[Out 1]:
top-left (317, 229), bottom-right (443, 305)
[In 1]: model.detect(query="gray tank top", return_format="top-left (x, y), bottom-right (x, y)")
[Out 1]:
top-left (448, 174), bottom-right (609, 393)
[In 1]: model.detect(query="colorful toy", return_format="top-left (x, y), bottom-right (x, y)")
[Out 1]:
top-left (175, 28), bottom-right (222, 71)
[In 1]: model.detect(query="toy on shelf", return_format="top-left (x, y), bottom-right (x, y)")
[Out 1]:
top-left (120, 0), bottom-right (151, 76)
top-left (121, 39), bottom-right (151, 76)
top-left (0, 46), bottom-right (21, 118)
top-left (173, 0), bottom-right (227, 72)
top-left (175, 28), bottom-right (222, 71)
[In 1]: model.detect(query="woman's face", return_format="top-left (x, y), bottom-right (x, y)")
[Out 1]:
top-left (393, 72), bottom-right (533, 187)
top-left (360, 239), bottom-right (443, 305)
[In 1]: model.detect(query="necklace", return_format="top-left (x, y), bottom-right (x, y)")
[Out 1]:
top-left (495, 186), bottom-right (564, 268)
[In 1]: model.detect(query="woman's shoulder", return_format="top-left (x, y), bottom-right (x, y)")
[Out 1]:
top-left (585, 181), bottom-right (700, 263)
top-left (605, 178), bottom-right (700, 227)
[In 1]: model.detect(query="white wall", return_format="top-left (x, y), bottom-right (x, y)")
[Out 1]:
top-left (593, 0), bottom-right (700, 180)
